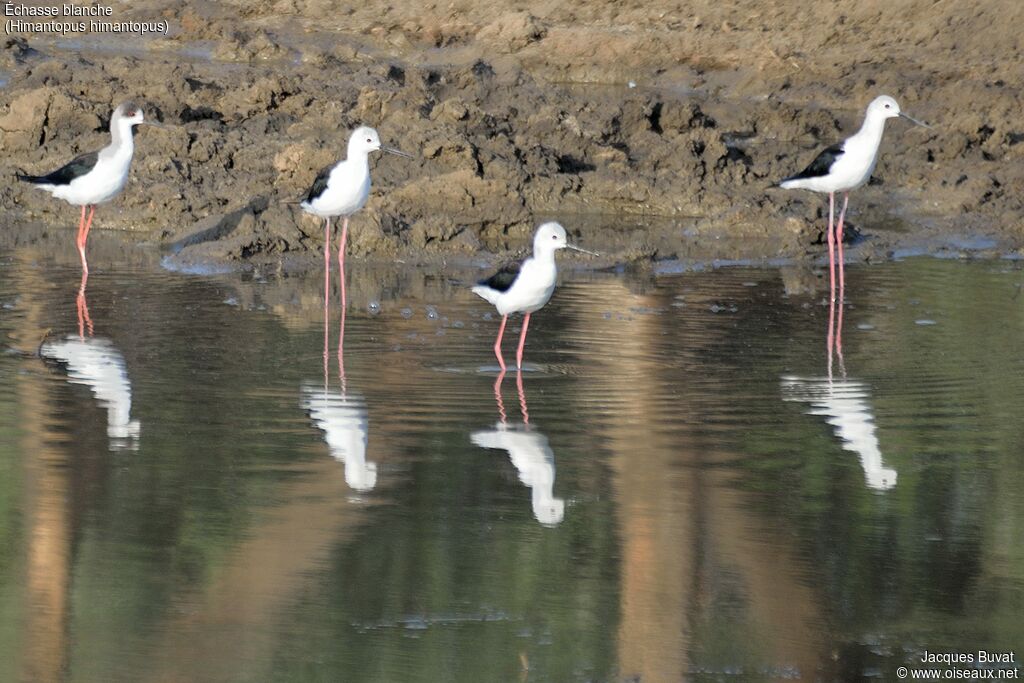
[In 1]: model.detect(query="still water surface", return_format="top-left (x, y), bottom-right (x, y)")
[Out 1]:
top-left (0, 246), bottom-right (1021, 682)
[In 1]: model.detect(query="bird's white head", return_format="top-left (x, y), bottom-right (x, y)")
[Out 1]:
top-left (533, 222), bottom-right (599, 257)
top-left (113, 101), bottom-right (146, 127)
top-left (534, 222), bottom-right (569, 252)
top-left (347, 125), bottom-right (413, 159)
top-left (349, 126), bottom-right (382, 155)
top-left (867, 95), bottom-right (902, 120)
top-left (866, 95), bottom-right (931, 129)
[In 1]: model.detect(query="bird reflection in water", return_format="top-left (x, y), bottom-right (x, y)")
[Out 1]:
top-left (38, 272), bottom-right (141, 451)
top-left (471, 371), bottom-right (565, 527)
top-left (301, 277), bottom-right (375, 492)
top-left (780, 282), bottom-right (897, 491)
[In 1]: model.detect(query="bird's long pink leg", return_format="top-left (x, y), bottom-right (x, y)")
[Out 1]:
top-left (323, 217), bottom-right (331, 390)
top-left (827, 192), bottom-right (836, 303)
top-left (338, 270), bottom-right (348, 389)
top-left (515, 312), bottom-right (531, 370)
top-left (337, 216), bottom-right (349, 376)
top-left (76, 205), bottom-right (86, 240)
top-left (324, 216), bottom-right (331, 293)
top-left (79, 205), bottom-right (95, 275)
top-left (835, 192), bottom-right (849, 303)
top-left (493, 315), bottom-right (508, 371)
top-left (75, 205), bottom-right (87, 274)
top-left (338, 216), bottom-right (349, 312)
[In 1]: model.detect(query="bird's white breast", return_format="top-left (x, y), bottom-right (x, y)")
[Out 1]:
top-left (305, 160), bottom-right (371, 218)
top-left (826, 144), bottom-right (879, 192)
top-left (52, 145), bottom-right (134, 206)
top-left (495, 257), bottom-right (557, 316)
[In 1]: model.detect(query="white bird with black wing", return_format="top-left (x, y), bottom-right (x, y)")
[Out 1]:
top-left (17, 101), bottom-right (162, 274)
top-left (779, 95), bottom-right (930, 299)
top-left (300, 125), bottom-right (411, 309)
top-left (472, 222), bottom-right (596, 371)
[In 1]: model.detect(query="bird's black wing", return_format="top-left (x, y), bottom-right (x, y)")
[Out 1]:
top-left (304, 164), bottom-right (333, 203)
top-left (478, 262), bottom-right (521, 292)
top-left (782, 142), bottom-right (845, 182)
top-left (17, 150), bottom-right (99, 186)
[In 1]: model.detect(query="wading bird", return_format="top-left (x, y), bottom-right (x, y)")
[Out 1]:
top-left (779, 95), bottom-right (929, 299)
top-left (472, 222), bottom-right (596, 371)
top-left (17, 101), bottom-right (163, 275)
top-left (300, 126), bottom-right (411, 311)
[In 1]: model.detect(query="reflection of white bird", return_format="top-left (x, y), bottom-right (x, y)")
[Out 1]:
top-left (301, 383), bottom-right (375, 492)
top-left (40, 335), bottom-right (141, 450)
top-left (471, 424), bottom-right (565, 526)
top-left (781, 375), bottom-right (897, 491)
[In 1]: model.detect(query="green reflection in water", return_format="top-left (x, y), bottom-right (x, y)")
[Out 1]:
top-left (0, 251), bottom-right (1019, 682)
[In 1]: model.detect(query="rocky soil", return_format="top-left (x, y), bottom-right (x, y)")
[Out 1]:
top-left (1, 0), bottom-right (1022, 270)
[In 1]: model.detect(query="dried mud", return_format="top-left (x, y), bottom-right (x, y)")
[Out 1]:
top-left (1, 0), bottom-right (1022, 272)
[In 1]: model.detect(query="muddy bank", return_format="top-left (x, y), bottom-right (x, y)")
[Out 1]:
top-left (0, 0), bottom-right (1021, 270)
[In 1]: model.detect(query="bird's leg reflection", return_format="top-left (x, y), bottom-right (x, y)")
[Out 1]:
top-left (516, 370), bottom-right (530, 426)
top-left (337, 281), bottom-right (347, 394)
top-left (826, 276), bottom-right (847, 382)
top-left (826, 289), bottom-right (835, 381)
top-left (76, 268), bottom-right (93, 339)
top-left (835, 284), bottom-right (846, 379)
top-left (494, 369), bottom-right (508, 425)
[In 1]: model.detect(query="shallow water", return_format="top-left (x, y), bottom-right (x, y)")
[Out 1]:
top-left (0, 245), bottom-right (1021, 682)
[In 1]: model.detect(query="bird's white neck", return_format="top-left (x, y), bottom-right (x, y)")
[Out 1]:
top-left (850, 110), bottom-right (888, 152)
top-left (532, 245), bottom-right (558, 263)
top-left (346, 137), bottom-right (373, 162)
top-left (109, 118), bottom-right (135, 155)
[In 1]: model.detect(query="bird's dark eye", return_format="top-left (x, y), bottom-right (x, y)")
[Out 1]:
top-left (366, 138), bottom-right (372, 143)
top-left (884, 104), bottom-right (891, 109)
top-left (552, 235), bottom-right (557, 239)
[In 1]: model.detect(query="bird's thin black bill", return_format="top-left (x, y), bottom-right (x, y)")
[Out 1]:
top-left (899, 112), bottom-right (932, 129)
top-left (567, 244), bottom-right (599, 256)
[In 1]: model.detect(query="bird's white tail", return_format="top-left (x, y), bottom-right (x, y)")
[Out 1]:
top-left (472, 285), bottom-right (502, 306)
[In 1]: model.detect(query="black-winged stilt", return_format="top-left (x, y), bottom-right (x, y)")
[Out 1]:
top-left (778, 95), bottom-right (930, 299)
top-left (472, 222), bottom-right (596, 371)
top-left (16, 101), bottom-right (163, 275)
top-left (300, 125), bottom-right (411, 315)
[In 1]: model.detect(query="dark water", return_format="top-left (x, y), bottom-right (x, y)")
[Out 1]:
top-left (0, 245), bottom-right (1021, 682)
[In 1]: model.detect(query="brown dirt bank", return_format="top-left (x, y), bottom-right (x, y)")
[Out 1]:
top-left (0, 0), bottom-right (1021, 271)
